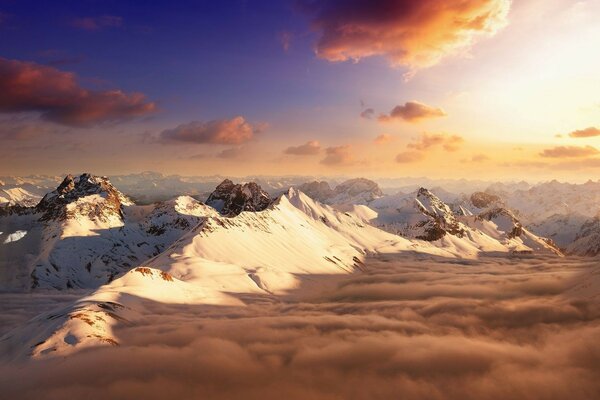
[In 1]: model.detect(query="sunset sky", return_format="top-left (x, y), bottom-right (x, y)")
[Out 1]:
top-left (1, 0), bottom-right (599, 181)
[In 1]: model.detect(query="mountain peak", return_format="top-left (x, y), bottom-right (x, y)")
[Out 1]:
top-left (36, 173), bottom-right (131, 222)
top-left (206, 179), bottom-right (272, 216)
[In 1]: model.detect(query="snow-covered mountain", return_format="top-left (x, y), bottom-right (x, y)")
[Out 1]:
top-left (339, 188), bottom-right (562, 256)
top-left (0, 174), bottom-right (218, 290)
top-left (567, 215), bottom-right (600, 256)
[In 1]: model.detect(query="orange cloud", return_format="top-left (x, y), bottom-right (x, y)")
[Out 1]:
top-left (160, 117), bottom-right (261, 145)
top-left (284, 140), bottom-right (321, 155)
top-left (407, 133), bottom-right (464, 152)
top-left (306, 0), bottom-right (511, 71)
top-left (0, 57), bottom-right (156, 126)
top-left (374, 134), bottom-right (393, 145)
top-left (395, 151), bottom-right (425, 163)
top-left (379, 101), bottom-right (446, 123)
top-left (568, 127), bottom-right (600, 138)
top-left (539, 146), bottom-right (599, 158)
top-left (321, 145), bottom-right (353, 165)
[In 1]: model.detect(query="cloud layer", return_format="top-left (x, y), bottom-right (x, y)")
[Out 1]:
top-left (305, 0), bottom-right (511, 70)
top-left (1, 255), bottom-right (598, 400)
top-left (379, 101), bottom-right (446, 123)
top-left (0, 57), bottom-right (156, 126)
top-left (160, 117), bottom-right (260, 145)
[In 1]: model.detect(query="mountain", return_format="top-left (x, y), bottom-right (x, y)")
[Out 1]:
top-left (567, 215), bottom-right (600, 257)
top-left (205, 179), bottom-right (272, 216)
top-left (296, 178), bottom-right (383, 205)
top-left (0, 187), bottom-right (451, 361)
top-left (0, 174), bottom-right (218, 290)
top-left (354, 187), bottom-right (561, 256)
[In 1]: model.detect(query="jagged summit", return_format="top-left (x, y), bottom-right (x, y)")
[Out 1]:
top-left (36, 173), bottom-right (132, 222)
top-left (206, 179), bottom-right (272, 216)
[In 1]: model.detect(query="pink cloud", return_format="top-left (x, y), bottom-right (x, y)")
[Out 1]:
top-left (540, 146), bottom-right (599, 158)
top-left (284, 140), bottom-right (321, 155)
top-left (160, 117), bottom-right (261, 145)
top-left (568, 127), bottom-right (600, 138)
top-left (0, 57), bottom-right (156, 126)
top-left (321, 145), bottom-right (353, 165)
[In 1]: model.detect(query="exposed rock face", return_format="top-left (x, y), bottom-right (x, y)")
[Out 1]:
top-left (470, 191), bottom-right (501, 209)
top-left (295, 181), bottom-right (335, 203)
top-left (334, 178), bottom-right (383, 199)
top-left (36, 173), bottom-right (132, 222)
top-left (206, 179), bottom-right (272, 216)
top-left (414, 188), bottom-right (466, 241)
top-left (477, 207), bottom-right (523, 239)
top-left (568, 215), bottom-right (600, 256)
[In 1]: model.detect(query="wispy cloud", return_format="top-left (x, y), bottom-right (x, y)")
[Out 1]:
top-left (379, 101), bottom-right (446, 123)
top-left (160, 117), bottom-right (263, 145)
top-left (284, 140), bottom-right (321, 155)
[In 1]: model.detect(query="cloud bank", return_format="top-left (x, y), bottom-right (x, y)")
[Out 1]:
top-left (1, 255), bottom-right (598, 400)
top-left (568, 127), bottom-right (600, 138)
top-left (540, 145), bottom-right (599, 158)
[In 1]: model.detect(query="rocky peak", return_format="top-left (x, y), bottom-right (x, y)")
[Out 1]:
top-left (206, 179), bottom-right (272, 216)
top-left (412, 188), bottom-right (466, 240)
top-left (36, 173), bottom-right (132, 222)
top-left (470, 191), bottom-right (501, 209)
top-left (335, 178), bottom-right (383, 198)
top-left (477, 207), bottom-right (523, 238)
top-left (295, 181), bottom-right (335, 202)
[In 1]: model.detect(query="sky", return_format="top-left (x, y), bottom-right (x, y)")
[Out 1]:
top-left (0, 0), bottom-right (599, 181)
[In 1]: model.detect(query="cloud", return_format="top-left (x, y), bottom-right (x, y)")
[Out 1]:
top-left (568, 127), bottom-right (600, 138)
top-left (379, 101), bottom-right (446, 123)
top-left (0, 57), bottom-right (156, 126)
top-left (160, 117), bottom-right (262, 145)
top-left (374, 134), bottom-right (393, 145)
top-left (395, 151), bottom-right (425, 163)
top-left (217, 147), bottom-right (245, 159)
top-left (539, 145), bottom-right (599, 158)
top-left (407, 133), bottom-right (464, 152)
top-left (279, 31), bottom-right (292, 52)
top-left (1, 256), bottom-right (598, 400)
top-left (304, 0), bottom-right (511, 71)
top-left (321, 145), bottom-right (353, 165)
top-left (284, 140), bottom-right (321, 156)
top-left (470, 154), bottom-right (490, 162)
top-left (360, 108), bottom-right (375, 119)
top-left (71, 15), bottom-right (123, 31)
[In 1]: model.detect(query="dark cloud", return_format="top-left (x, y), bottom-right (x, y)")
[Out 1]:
top-left (71, 15), bottom-right (123, 31)
top-left (160, 117), bottom-right (262, 145)
top-left (360, 108), bottom-right (375, 119)
top-left (284, 140), bottom-right (321, 155)
top-left (379, 101), bottom-right (446, 123)
top-left (539, 145), bottom-right (599, 158)
top-left (0, 57), bottom-right (156, 126)
top-left (304, 0), bottom-right (511, 71)
top-left (568, 127), bottom-right (600, 138)
top-left (320, 145), bottom-right (353, 165)
top-left (1, 256), bottom-right (598, 399)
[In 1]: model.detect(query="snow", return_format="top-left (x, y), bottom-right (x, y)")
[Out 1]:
top-left (2, 230), bottom-right (28, 244)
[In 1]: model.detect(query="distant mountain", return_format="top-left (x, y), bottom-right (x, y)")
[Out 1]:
top-left (567, 215), bottom-right (600, 257)
top-left (297, 178), bottom-right (383, 205)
